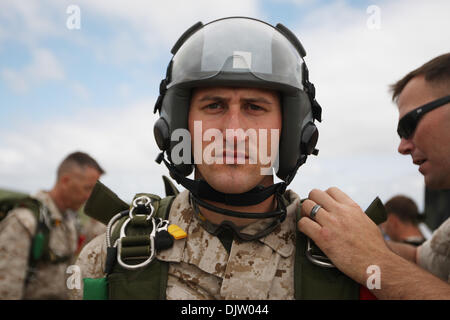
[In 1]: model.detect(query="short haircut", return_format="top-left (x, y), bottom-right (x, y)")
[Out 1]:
top-left (57, 151), bottom-right (105, 179)
top-left (384, 195), bottom-right (420, 225)
top-left (390, 53), bottom-right (450, 102)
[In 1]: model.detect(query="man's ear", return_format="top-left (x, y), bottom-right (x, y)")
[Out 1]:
top-left (389, 214), bottom-right (401, 229)
top-left (58, 173), bottom-right (72, 189)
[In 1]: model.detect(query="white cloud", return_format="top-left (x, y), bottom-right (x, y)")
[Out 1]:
top-left (72, 0), bottom-right (262, 65)
top-left (0, 99), bottom-right (171, 202)
top-left (78, 0), bottom-right (260, 37)
top-left (1, 69), bottom-right (29, 93)
top-left (117, 83), bottom-right (132, 98)
top-left (27, 48), bottom-right (65, 81)
top-left (70, 82), bottom-right (91, 100)
top-left (2, 47), bottom-right (65, 93)
top-left (0, 0), bottom-right (65, 46)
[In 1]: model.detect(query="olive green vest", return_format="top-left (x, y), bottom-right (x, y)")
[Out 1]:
top-left (83, 180), bottom-right (386, 300)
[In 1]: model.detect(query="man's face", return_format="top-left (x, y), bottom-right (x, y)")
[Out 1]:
top-left (397, 76), bottom-right (450, 189)
top-left (62, 166), bottom-right (101, 210)
top-left (188, 86), bottom-right (282, 194)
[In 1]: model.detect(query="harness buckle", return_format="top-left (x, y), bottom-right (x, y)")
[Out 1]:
top-left (116, 217), bottom-right (156, 270)
top-left (129, 196), bottom-right (153, 220)
top-left (305, 237), bottom-right (335, 268)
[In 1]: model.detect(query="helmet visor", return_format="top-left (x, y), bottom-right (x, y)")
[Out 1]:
top-left (170, 17), bottom-right (304, 91)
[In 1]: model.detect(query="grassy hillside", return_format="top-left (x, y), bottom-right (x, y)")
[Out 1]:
top-left (0, 188), bottom-right (27, 199)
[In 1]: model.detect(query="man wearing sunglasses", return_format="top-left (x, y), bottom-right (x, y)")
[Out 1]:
top-left (298, 53), bottom-right (450, 299)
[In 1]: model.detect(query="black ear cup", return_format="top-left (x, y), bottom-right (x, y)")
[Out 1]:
top-left (153, 117), bottom-right (170, 151)
top-left (300, 122), bottom-right (319, 156)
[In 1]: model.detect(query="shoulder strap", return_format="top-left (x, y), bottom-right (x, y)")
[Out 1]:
top-left (0, 196), bottom-right (54, 284)
top-left (0, 196), bottom-right (45, 257)
top-left (106, 193), bottom-right (176, 300)
top-left (294, 230), bottom-right (360, 299)
top-left (84, 181), bottom-right (129, 225)
top-left (157, 194), bottom-right (176, 220)
top-left (0, 196), bottom-right (41, 221)
top-left (294, 196), bottom-right (387, 299)
top-left (162, 175), bottom-right (179, 197)
top-left (154, 194), bottom-right (175, 299)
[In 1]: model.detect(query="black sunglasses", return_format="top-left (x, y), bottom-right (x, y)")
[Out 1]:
top-left (397, 95), bottom-right (450, 139)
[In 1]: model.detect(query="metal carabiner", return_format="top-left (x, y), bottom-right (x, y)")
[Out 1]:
top-left (129, 195), bottom-right (153, 220)
top-left (116, 217), bottom-right (156, 270)
top-left (155, 218), bottom-right (170, 232)
top-left (305, 237), bottom-right (335, 268)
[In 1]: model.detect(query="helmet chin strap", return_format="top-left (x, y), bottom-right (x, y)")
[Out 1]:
top-left (156, 152), bottom-right (287, 219)
top-left (190, 192), bottom-right (286, 220)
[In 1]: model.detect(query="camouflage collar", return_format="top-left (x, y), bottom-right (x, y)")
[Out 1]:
top-left (257, 189), bottom-right (299, 258)
top-left (157, 189), bottom-right (299, 263)
top-left (32, 190), bottom-right (64, 222)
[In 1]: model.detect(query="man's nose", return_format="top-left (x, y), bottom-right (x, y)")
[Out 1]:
top-left (221, 106), bottom-right (249, 149)
top-left (222, 105), bottom-right (246, 132)
top-left (398, 137), bottom-right (414, 155)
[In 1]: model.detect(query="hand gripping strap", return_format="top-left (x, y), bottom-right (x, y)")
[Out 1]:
top-left (294, 196), bottom-right (387, 299)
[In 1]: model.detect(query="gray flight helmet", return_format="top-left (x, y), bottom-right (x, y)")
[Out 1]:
top-left (154, 17), bottom-right (321, 185)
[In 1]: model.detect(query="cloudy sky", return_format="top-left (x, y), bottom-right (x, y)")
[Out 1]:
top-left (1, 0), bottom-right (449, 211)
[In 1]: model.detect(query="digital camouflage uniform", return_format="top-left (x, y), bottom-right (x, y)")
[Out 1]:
top-left (417, 217), bottom-right (450, 282)
top-left (76, 214), bottom-right (106, 253)
top-left (72, 189), bottom-right (300, 300)
top-left (0, 191), bottom-right (78, 299)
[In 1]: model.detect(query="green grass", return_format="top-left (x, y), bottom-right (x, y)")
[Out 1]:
top-left (0, 188), bottom-right (27, 199)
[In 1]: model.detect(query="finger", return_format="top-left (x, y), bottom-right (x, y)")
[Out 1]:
top-left (307, 188), bottom-right (337, 212)
top-left (301, 199), bottom-right (329, 226)
top-left (297, 215), bottom-right (321, 240)
top-left (325, 187), bottom-right (356, 206)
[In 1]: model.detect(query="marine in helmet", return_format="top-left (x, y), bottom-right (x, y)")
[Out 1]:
top-left (73, 17), bottom-right (379, 300)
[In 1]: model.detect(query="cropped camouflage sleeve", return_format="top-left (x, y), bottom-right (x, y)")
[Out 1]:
top-left (417, 218), bottom-right (450, 282)
top-left (0, 208), bottom-right (36, 299)
top-left (69, 233), bottom-right (107, 300)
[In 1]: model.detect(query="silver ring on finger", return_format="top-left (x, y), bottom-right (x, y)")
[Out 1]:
top-left (310, 204), bottom-right (322, 221)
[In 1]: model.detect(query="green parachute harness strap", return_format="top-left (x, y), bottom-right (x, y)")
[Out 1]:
top-left (1, 197), bottom-right (47, 261)
top-left (83, 180), bottom-right (129, 225)
top-left (82, 180), bottom-right (176, 300)
top-left (0, 195), bottom-right (68, 284)
top-left (31, 231), bottom-right (46, 260)
top-left (294, 196), bottom-right (387, 299)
